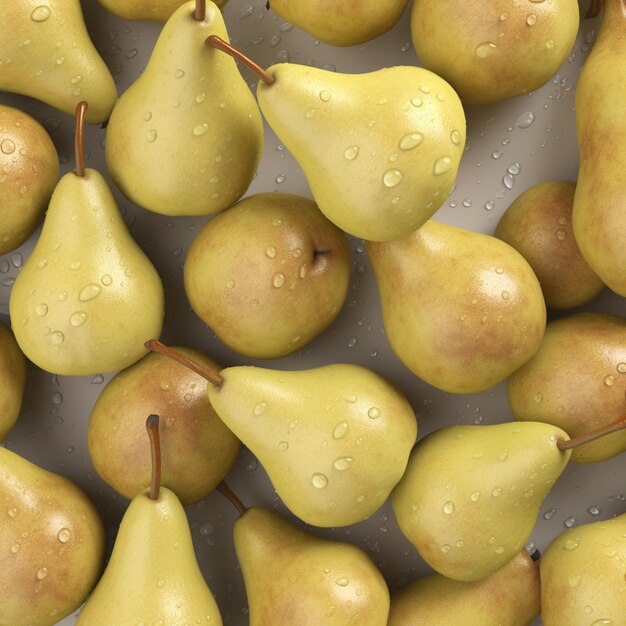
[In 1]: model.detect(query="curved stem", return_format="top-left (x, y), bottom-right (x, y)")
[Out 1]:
top-left (205, 35), bottom-right (275, 86)
top-left (194, 0), bottom-right (205, 21)
top-left (585, 0), bottom-right (603, 18)
top-left (74, 101), bottom-right (88, 178)
top-left (146, 415), bottom-right (161, 501)
top-left (557, 414), bottom-right (626, 451)
top-left (144, 339), bottom-right (223, 388)
top-left (217, 481), bottom-right (248, 517)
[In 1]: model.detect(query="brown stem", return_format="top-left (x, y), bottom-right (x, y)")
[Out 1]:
top-left (557, 414), bottom-right (626, 451)
top-left (194, 0), bottom-right (205, 21)
top-left (585, 0), bottom-right (603, 18)
top-left (144, 339), bottom-right (223, 388)
top-left (146, 415), bottom-right (161, 500)
top-left (314, 249), bottom-right (333, 257)
top-left (217, 481), bottom-right (248, 517)
top-left (206, 35), bottom-right (275, 86)
top-left (74, 101), bottom-right (88, 177)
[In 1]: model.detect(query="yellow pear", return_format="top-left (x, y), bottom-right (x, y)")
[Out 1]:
top-left (98, 0), bottom-right (227, 21)
top-left (0, 321), bottom-right (27, 440)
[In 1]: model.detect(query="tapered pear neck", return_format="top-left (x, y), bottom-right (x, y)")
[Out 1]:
top-left (194, 0), bottom-right (205, 20)
top-left (205, 35), bottom-right (275, 85)
top-left (217, 481), bottom-right (248, 517)
top-left (146, 414), bottom-right (161, 500)
top-left (557, 413), bottom-right (626, 451)
top-left (74, 101), bottom-right (88, 178)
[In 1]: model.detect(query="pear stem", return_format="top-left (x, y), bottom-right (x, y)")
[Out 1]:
top-left (194, 0), bottom-right (205, 21)
top-left (217, 481), bottom-right (248, 517)
top-left (205, 35), bottom-right (275, 86)
top-left (144, 339), bottom-right (224, 388)
top-left (74, 101), bottom-right (88, 178)
top-left (314, 249), bottom-right (333, 257)
top-left (585, 0), bottom-right (603, 18)
top-left (146, 414), bottom-right (161, 501)
top-left (557, 414), bottom-right (626, 451)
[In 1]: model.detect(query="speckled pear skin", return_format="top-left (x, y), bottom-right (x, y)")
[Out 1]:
top-left (0, 447), bottom-right (105, 626)
top-left (234, 507), bottom-right (390, 626)
top-left (0, 0), bottom-right (117, 124)
top-left (207, 364), bottom-right (418, 527)
top-left (391, 422), bottom-right (571, 582)
top-left (0, 321), bottom-right (27, 441)
top-left (9, 168), bottom-right (164, 376)
top-left (573, 0), bottom-right (626, 296)
top-left (257, 64), bottom-right (465, 241)
top-left (105, 0), bottom-right (263, 217)
top-left (76, 487), bottom-right (223, 626)
top-left (540, 513), bottom-right (626, 625)
top-left (97, 0), bottom-right (227, 21)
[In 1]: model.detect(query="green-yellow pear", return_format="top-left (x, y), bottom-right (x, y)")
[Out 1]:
top-left (494, 181), bottom-right (604, 310)
top-left (391, 422), bottom-right (572, 581)
top-left (410, 0), bottom-right (579, 105)
top-left (388, 550), bottom-right (540, 626)
top-left (88, 346), bottom-right (240, 504)
top-left (573, 0), bottom-right (626, 296)
top-left (98, 0), bottom-right (227, 21)
top-left (234, 507), bottom-right (390, 625)
top-left (0, 0), bottom-right (117, 124)
top-left (105, 0), bottom-right (263, 217)
top-left (183, 192), bottom-right (351, 359)
top-left (268, 0), bottom-right (408, 46)
top-left (0, 105), bottom-right (59, 255)
top-left (0, 447), bottom-right (105, 626)
top-left (9, 103), bottom-right (164, 375)
top-left (366, 220), bottom-right (546, 394)
top-left (540, 513), bottom-right (626, 625)
top-left (507, 312), bottom-right (626, 463)
top-left (0, 321), bottom-right (27, 441)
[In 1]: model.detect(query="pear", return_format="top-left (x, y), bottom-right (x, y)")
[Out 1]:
top-left (0, 105), bottom-right (59, 255)
top-left (105, 0), bottom-right (263, 217)
top-left (235, 507), bottom-right (390, 625)
top-left (98, 0), bottom-right (227, 21)
top-left (9, 102), bottom-right (164, 376)
top-left (0, 321), bottom-right (27, 441)
top-left (0, 447), bottom-right (105, 626)
top-left (0, 0), bottom-right (117, 124)
top-left (183, 192), bottom-right (351, 359)
top-left (88, 346), bottom-right (240, 504)
top-left (410, 0), bottom-right (579, 105)
top-left (494, 181), bottom-right (604, 309)
top-left (507, 312), bottom-right (626, 463)
top-left (540, 513), bottom-right (626, 625)
top-left (573, 0), bottom-right (626, 296)
top-left (388, 550), bottom-right (540, 625)
top-left (366, 220), bottom-right (546, 394)
top-left (391, 422), bottom-right (572, 581)
top-left (268, 0), bottom-right (408, 46)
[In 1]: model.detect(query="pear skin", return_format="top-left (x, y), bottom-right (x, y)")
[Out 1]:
top-left (9, 168), bottom-right (164, 375)
top-left (257, 65), bottom-right (465, 241)
top-left (0, 447), bottom-right (105, 626)
top-left (234, 507), bottom-right (390, 625)
top-left (391, 422), bottom-right (571, 581)
top-left (0, 322), bottom-right (27, 441)
top-left (98, 0), bottom-right (227, 21)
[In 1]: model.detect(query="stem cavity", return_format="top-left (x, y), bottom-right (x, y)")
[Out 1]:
top-left (205, 35), bottom-right (276, 85)
top-left (74, 101), bottom-right (88, 178)
top-left (146, 414), bottom-right (162, 501)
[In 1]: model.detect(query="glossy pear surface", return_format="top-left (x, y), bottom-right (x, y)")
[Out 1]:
top-left (411, 0), bottom-right (579, 104)
top-left (0, 0), bottom-right (117, 123)
top-left (184, 192), bottom-right (350, 359)
top-left (508, 312), bottom-right (626, 463)
top-left (0, 105), bottom-right (59, 255)
top-left (269, 0), bottom-right (408, 46)
top-left (388, 551), bottom-right (540, 625)
top-left (367, 221), bottom-right (546, 394)
top-left (106, 1), bottom-right (263, 216)
top-left (573, 0), bottom-right (626, 296)
top-left (207, 364), bottom-right (417, 527)
top-left (257, 65), bottom-right (465, 241)
top-left (0, 447), bottom-right (105, 626)
top-left (98, 0), bottom-right (227, 21)
top-left (76, 487), bottom-right (223, 625)
top-left (0, 322), bottom-right (27, 440)
top-left (234, 507), bottom-right (390, 625)
top-left (541, 513), bottom-right (626, 625)
top-left (9, 168), bottom-right (164, 375)
top-left (391, 422), bottom-right (571, 581)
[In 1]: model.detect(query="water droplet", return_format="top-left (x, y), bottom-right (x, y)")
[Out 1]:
top-left (311, 473), bottom-right (328, 489)
top-left (564, 516), bottom-right (577, 528)
top-left (485, 200), bottom-right (494, 211)
top-left (440, 544), bottom-right (451, 553)
top-left (383, 169), bottom-right (402, 188)
top-left (36, 567), bottom-right (48, 580)
top-left (305, 108), bottom-right (316, 119)
top-left (470, 492), bottom-right (480, 502)
top-left (334, 457), bottom-right (353, 471)
top-left (35, 303), bottom-right (48, 317)
top-left (616, 362), bottom-right (626, 373)
top-left (145, 130), bottom-right (157, 143)
top-left (11, 543), bottom-right (19, 554)
top-left (275, 173), bottom-right (286, 184)
top-left (368, 407), bottom-right (380, 419)
top-left (500, 12), bottom-right (509, 20)
top-left (419, 84), bottom-right (431, 94)
top-left (344, 146), bottom-right (359, 161)
top-left (50, 331), bottom-right (64, 345)
top-left (335, 578), bottom-right (349, 586)
top-left (174, 69), bottom-right (185, 78)
top-left (591, 620), bottom-right (613, 626)
top-left (193, 124), bottom-right (209, 136)
top-left (516, 112), bottom-right (536, 129)
top-left (499, 452), bottom-right (508, 461)
top-left (143, 111), bottom-right (152, 121)
top-left (546, 40), bottom-right (555, 49)
top-left (492, 488), bottom-right (502, 497)
top-left (278, 441), bottom-right (288, 451)
top-left (495, 546), bottom-right (505, 554)
top-left (443, 501), bottom-right (454, 515)
top-left (79, 284), bottom-right (101, 302)
top-left (588, 505), bottom-right (601, 516)
top-left (434, 156), bottom-right (453, 175)
top-left (319, 90), bottom-right (331, 102)
top-left (501, 290), bottom-right (510, 300)
top-left (503, 173), bottom-right (515, 189)
top-left (399, 132), bottom-right (424, 150)
top-left (272, 273), bottom-right (285, 288)
top-left (476, 42), bottom-right (497, 58)
top-left (526, 14), bottom-right (537, 26)
top-left (70, 312), bottom-right (87, 327)
top-left (31, 6), bottom-right (51, 21)
top-left (101, 274), bottom-right (112, 286)
top-left (253, 402), bottom-right (267, 416)
top-left (450, 129), bottom-right (462, 145)
top-left (555, 228), bottom-right (566, 241)
top-left (265, 246), bottom-right (276, 259)
top-left (8, 507), bottom-right (17, 518)
top-left (543, 508), bottom-right (556, 520)
top-left (604, 375), bottom-right (615, 387)
top-left (333, 421), bottom-right (349, 439)
top-left (58, 528), bottom-right (71, 543)
top-left (1, 139), bottom-right (15, 154)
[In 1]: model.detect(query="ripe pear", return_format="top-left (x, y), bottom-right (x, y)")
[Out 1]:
top-left (410, 0), bottom-right (579, 105)
top-left (540, 513), bottom-right (626, 625)
top-left (388, 550), bottom-right (540, 625)
top-left (0, 105), bottom-right (59, 255)
top-left (256, 64), bottom-right (465, 241)
top-left (235, 507), bottom-right (390, 625)
top-left (183, 192), bottom-right (351, 359)
top-left (0, 0), bottom-right (117, 124)
top-left (105, 0), bottom-right (263, 217)
top-left (495, 181), bottom-right (604, 309)
top-left (97, 0), bottom-right (227, 21)
top-left (507, 312), bottom-right (626, 463)
top-left (0, 447), bottom-right (105, 626)
top-left (391, 422), bottom-right (572, 581)
top-left (268, 0), bottom-right (408, 46)
top-left (366, 220), bottom-right (546, 394)
top-left (0, 321), bottom-right (27, 441)
top-left (573, 0), bottom-right (626, 296)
